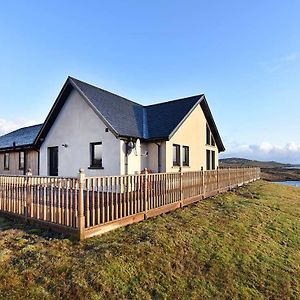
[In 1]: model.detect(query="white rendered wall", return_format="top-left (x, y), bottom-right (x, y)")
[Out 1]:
top-left (40, 89), bottom-right (121, 177)
top-left (120, 139), bottom-right (143, 175)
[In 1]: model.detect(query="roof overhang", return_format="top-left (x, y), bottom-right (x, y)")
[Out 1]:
top-left (0, 144), bottom-right (37, 153)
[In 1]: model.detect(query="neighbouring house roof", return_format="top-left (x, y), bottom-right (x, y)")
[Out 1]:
top-left (35, 77), bottom-right (225, 152)
top-left (0, 124), bottom-right (43, 151)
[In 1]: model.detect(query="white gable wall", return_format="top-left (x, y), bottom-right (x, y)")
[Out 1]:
top-left (40, 89), bottom-right (121, 177)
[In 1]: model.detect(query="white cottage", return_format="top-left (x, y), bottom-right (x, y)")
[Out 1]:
top-left (34, 77), bottom-right (225, 177)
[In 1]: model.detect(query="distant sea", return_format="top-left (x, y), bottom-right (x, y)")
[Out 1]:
top-left (284, 166), bottom-right (300, 170)
top-left (275, 181), bottom-right (300, 188)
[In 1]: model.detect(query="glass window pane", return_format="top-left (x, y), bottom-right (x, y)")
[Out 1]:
top-left (91, 143), bottom-right (102, 167)
top-left (212, 151), bottom-right (215, 170)
top-left (206, 125), bottom-right (211, 145)
top-left (4, 153), bottom-right (9, 169)
top-left (206, 150), bottom-right (210, 170)
top-left (183, 146), bottom-right (189, 165)
top-left (173, 144), bottom-right (180, 166)
top-left (19, 152), bottom-right (25, 169)
top-left (173, 146), bottom-right (177, 164)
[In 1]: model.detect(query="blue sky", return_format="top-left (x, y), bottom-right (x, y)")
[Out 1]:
top-left (0, 1), bottom-right (299, 163)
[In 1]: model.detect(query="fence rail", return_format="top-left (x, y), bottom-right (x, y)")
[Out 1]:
top-left (0, 167), bottom-right (260, 240)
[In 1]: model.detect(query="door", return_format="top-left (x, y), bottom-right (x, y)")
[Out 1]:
top-left (49, 147), bottom-right (58, 176)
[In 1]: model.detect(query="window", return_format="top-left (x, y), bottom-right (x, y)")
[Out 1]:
top-left (90, 142), bottom-right (103, 168)
top-left (182, 146), bottom-right (189, 166)
top-left (211, 135), bottom-right (215, 146)
top-left (206, 124), bottom-right (210, 145)
top-left (173, 144), bottom-right (180, 166)
top-left (206, 150), bottom-right (211, 170)
top-left (4, 153), bottom-right (9, 170)
top-left (211, 151), bottom-right (215, 170)
top-left (19, 151), bottom-right (25, 170)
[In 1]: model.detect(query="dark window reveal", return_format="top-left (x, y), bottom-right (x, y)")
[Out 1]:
top-left (19, 151), bottom-right (25, 170)
top-left (90, 142), bottom-right (103, 168)
top-left (206, 124), bottom-right (210, 145)
top-left (182, 146), bottom-right (189, 166)
top-left (206, 150), bottom-right (211, 170)
top-left (212, 151), bottom-right (215, 170)
top-left (173, 144), bottom-right (180, 166)
top-left (4, 153), bottom-right (9, 170)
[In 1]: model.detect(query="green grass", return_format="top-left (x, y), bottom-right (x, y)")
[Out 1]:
top-left (0, 181), bottom-right (299, 299)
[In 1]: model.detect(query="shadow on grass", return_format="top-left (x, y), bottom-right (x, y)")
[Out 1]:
top-left (0, 216), bottom-right (75, 241)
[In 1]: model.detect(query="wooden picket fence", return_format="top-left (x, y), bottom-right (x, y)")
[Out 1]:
top-left (0, 167), bottom-right (260, 240)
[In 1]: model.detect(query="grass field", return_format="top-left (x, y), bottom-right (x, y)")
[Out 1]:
top-left (0, 181), bottom-right (299, 299)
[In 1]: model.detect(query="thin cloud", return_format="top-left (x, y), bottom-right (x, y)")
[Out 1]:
top-left (266, 51), bottom-right (300, 73)
top-left (221, 141), bottom-right (300, 164)
top-left (279, 52), bottom-right (300, 62)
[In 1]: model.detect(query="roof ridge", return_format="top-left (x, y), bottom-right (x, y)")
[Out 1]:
top-left (69, 76), bottom-right (143, 107)
top-left (145, 94), bottom-right (203, 108)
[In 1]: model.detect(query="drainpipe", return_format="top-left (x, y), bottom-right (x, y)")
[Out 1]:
top-left (125, 142), bottom-right (129, 175)
top-left (155, 142), bottom-right (161, 173)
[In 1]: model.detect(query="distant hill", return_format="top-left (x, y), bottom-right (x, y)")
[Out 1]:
top-left (220, 157), bottom-right (290, 169)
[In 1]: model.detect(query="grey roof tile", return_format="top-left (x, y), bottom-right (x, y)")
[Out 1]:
top-left (0, 124), bottom-right (42, 149)
top-left (70, 77), bottom-right (145, 138)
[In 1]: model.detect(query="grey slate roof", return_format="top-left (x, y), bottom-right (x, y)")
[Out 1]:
top-left (0, 124), bottom-right (43, 150)
top-left (70, 77), bottom-right (204, 140)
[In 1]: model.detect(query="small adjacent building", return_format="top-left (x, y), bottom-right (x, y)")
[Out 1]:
top-left (0, 77), bottom-right (225, 177)
top-left (0, 124), bottom-right (42, 175)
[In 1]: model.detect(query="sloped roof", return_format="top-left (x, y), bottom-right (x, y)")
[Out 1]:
top-left (36, 77), bottom-right (225, 151)
top-left (70, 77), bottom-right (145, 138)
top-left (0, 124), bottom-right (43, 150)
top-left (145, 95), bottom-right (202, 139)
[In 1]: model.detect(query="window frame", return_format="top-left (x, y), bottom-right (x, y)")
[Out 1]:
top-left (90, 142), bottom-right (103, 169)
top-left (173, 144), bottom-right (181, 166)
top-left (4, 153), bottom-right (10, 170)
top-left (182, 145), bottom-right (190, 166)
top-left (19, 151), bottom-right (25, 170)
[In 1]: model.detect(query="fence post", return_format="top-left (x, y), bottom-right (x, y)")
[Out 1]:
top-left (228, 167), bottom-right (231, 190)
top-left (78, 168), bottom-right (86, 240)
top-left (179, 167), bottom-right (183, 207)
top-left (144, 168), bottom-right (148, 219)
top-left (25, 168), bottom-right (32, 222)
top-left (201, 167), bottom-right (205, 199)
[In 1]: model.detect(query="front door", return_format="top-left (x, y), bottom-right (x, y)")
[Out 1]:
top-left (49, 147), bottom-right (58, 176)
